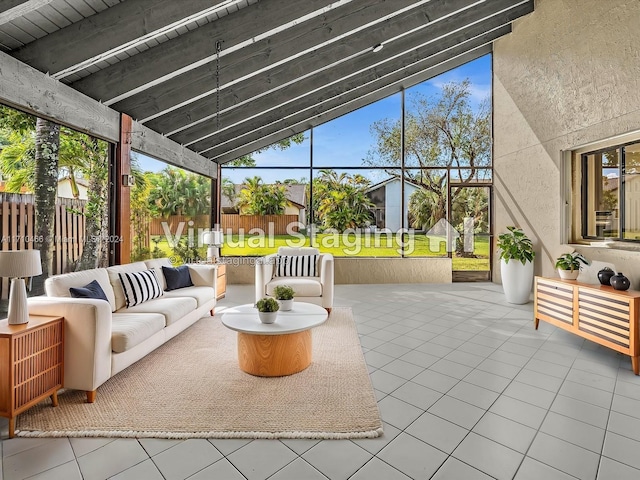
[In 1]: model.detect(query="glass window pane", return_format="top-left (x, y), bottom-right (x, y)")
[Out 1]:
top-left (451, 186), bottom-right (490, 271)
top-left (133, 153), bottom-right (211, 263)
top-left (584, 149), bottom-right (619, 238)
top-left (623, 143), bottom-right (640, 240)
top-left (226, 133), bottom-right (310, 167)
top-left (219, 171), bottom-right (308, 257)
top-left (314, 94), bottom-right (401, 168)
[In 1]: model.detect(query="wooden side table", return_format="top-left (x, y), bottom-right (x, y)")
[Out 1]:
top-left (0, 315), bottom-right (64, 438)
top-left (216, 263), bottom-right (226, 299)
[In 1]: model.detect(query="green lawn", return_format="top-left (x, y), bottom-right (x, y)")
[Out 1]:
top-left (149, 233), bottom-right (489, 271)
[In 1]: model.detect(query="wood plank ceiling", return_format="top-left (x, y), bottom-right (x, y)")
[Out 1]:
top-left (0, 0), bottom-right (534, 164)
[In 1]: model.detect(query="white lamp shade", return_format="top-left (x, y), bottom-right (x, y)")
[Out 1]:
top-left (0, 249), bottom-right (42, 278)
top-left (202, 230), bottom-right (223, 246)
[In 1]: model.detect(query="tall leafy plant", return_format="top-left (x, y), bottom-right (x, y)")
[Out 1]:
top-left (496, 226), bottom-right (535, 265)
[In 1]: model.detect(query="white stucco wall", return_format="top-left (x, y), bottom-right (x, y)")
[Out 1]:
top-left (493, 0), bottom-right (640, 287)
top-left (384, 180), bottom-right (418, 232)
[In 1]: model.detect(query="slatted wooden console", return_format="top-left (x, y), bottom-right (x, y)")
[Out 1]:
top-left (534, 277), bottom-right (640, 374)
top-left (0, 315), bottom-right (64, 437)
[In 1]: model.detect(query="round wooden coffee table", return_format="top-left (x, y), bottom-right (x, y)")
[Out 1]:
top-left (221, 302), bottom-right (328, 376)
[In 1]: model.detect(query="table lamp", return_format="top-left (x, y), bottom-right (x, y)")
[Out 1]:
top-left (202, 230), bottom-right (223, 261)
top-left (0, 249), bottom-right (42, 324)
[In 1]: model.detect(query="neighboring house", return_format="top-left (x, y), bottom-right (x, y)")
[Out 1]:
top-left (221, 183), bottom-right (307, 225)
top-left (0, 176), bottom-right (89, 199)
top-left (57, 176), bottom-right (89, 200)
top-left (366, 178), bottom-right (420, 231)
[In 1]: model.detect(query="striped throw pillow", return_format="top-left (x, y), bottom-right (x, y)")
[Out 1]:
top-left (118, 270), bottom-right (163, 308)
top-left (275, 254), bottom-right (318, 277)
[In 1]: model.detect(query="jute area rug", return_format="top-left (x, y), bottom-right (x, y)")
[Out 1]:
top-left (16, 307), bottom-right (383, 439)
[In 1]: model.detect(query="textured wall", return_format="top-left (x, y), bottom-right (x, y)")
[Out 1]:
top-left (493, 0), bottom-right (640, 284)
top-left (226, 257), bottom-right (452, 284)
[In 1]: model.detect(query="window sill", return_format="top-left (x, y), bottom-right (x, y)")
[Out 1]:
top-left (579, 241), bottom-right (640, 252)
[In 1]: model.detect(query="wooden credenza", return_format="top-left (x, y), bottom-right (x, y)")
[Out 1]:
top-left (534, 276), bottom-right (640, 374)
top-left (0, 315), bottom-right (64, 437)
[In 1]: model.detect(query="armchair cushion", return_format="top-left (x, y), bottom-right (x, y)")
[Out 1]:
top-left (266, 277), bottom-right (322, 297)
top-left (274, 254), bottom-right (318, 277)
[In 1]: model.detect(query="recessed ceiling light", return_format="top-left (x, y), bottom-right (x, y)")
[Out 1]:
top-left (372, 43), bottom-right (384, 53)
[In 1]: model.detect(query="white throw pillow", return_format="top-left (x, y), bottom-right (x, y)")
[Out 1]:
top-left (274, 254), bottom-right (318, 277)
top-left (118, 270), bottom-right (163, 308)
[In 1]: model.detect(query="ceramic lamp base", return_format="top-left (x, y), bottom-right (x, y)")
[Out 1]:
top-left (7, 277), bottom-right (29, 325)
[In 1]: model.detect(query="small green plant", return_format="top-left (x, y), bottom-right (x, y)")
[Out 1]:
top-left (273, 285), bottom-right (294, 300)
top-left (255, 297), bottom-right (279, 312)
top-left (496, 226), bottom-right (535, 265)
top-left (555, 252), bottom-right (589, 271)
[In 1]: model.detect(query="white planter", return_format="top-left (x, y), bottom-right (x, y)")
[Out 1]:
top-left (557, 269), bottom-right (579, 280)
top-left (501, 259), bottom-right (534, 304)
top-left (278, 299), bottom-right (294, 311)
top-left (258, 311), bottom-right (278, 324)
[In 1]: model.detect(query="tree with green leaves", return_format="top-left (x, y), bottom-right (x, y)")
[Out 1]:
top-left (236, 176), bottom-right (288, 215)
top-left (148, 166), bottom-right (211, 218)
top-left (311, 170), bottom-right (375, 230)
top-left (366, 80), bottom-right (491, 230)
top-left (0, 105), bottom-right (110, 276)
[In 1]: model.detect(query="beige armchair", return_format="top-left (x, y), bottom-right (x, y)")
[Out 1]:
top-left (255, 247), bottom-right (334, 311)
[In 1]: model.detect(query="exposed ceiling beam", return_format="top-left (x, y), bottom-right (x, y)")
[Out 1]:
top-left (68, 0), bottom-right (344, 103)
top-left (164, 0), bottom-right (522, 148)
top-left (214, 46), bottom-right (492, 164)
top-left (12, 0), bottom-right (242, 77)
top-left (205, 32), bottom-right (500, 161)
top-left (0, 0), bottom-right (54, 24)
top-left (113, 0), bottom-right (468, 124)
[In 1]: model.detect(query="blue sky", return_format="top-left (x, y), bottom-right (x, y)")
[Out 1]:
top-left (137, 54), bottom-right (492, 181)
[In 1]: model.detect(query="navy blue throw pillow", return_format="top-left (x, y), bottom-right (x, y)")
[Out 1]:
top-left (69, 279), bottom-right (109, 302)
top-left (162, 265), bottom-right (194, 291)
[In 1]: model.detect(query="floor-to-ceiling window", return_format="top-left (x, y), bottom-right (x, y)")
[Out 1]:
top-left (220, 55), bottom-right (492, 276)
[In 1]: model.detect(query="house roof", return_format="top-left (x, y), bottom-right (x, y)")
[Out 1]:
top-left (222, 183), bottom-right (306, 209)
top-left (366, 177), bottom-right (422, 192)
top-left (0, 1), bottom-right (534, 164)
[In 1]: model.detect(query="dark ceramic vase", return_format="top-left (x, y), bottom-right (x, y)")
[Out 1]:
top-left (597, 268), bottom-right (615, 286)
top-left (610, 272), bottom-right (631, 291)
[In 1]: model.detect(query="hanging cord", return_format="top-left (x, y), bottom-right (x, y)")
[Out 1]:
top-left (215, 40), bottom-right (223, 132)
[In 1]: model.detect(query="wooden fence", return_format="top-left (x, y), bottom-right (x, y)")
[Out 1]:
top-left (0, 193), bottom-right (86, 299)
top-left (148, 215), bottom-right (211, 236)
top-left (221, 214), bottom-right (299, 235)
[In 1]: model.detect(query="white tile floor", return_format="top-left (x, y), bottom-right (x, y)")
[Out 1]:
top-left (3, 282), bottom-right (640, 479)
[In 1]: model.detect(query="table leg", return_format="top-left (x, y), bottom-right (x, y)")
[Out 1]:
top-left (50, 390), bottom-right (59, 407)
top-left (632, 356), bottom-right (639, 375)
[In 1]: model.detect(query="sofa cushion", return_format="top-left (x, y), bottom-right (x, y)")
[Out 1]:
top-left (267, 277), bottom-right (322, 297)
top-left (45, 268), bottom-right (117, 312)
top-left (144, 258), bottom-right (173, 290)
top-left (162, 265), bottom-right (194, 291)
top-left (69, 279), bottom-right (109, 302)
top-left (275, 254), bottom-right (318, 277)
top-left (162, 286), bottom-right (215, 308)
top-left (117, 296), bottom-right (197, 326)
top-left (118, 270), bottom-right (163, 307)
top-left (111, 312), bottom-right (165, 353)
top-left (107, 262), bottom-right (149, 310)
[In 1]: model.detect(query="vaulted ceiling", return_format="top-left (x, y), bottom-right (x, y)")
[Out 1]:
top-left (0, 0), bottom-right (534, 164)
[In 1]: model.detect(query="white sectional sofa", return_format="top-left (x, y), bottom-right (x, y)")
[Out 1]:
top-left (27, 258), bottom-right (217, 403)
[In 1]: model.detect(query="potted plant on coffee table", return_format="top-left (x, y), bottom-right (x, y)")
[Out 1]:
top-left (497, 226), bottom-right (536, 304)
top-left (555, 252), bottom-right (589, 280)
top-left (255, 297), bottom-right (279, 324)
top-left (273, 285), bottom-right (295, 311)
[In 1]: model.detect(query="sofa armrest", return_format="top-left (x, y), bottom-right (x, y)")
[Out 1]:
top-left (28, 297), bottom-right (113, 394)
top-left (255, 254), bottom-right (276, 302)
top-left (320, 254), bottom-right (334, 308)
top-left (186, 263), bottom-right (217, 289)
